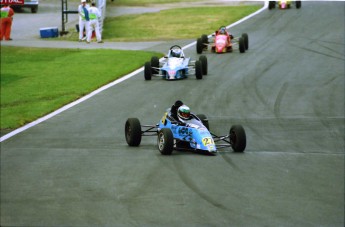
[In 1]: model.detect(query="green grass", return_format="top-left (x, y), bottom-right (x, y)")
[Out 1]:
top-left (60, 5), bottom-right (261, 42)
top-left (108, 0), bottom-right (205, 6)
top-left (1, 4), bottom-right (262, 132)
top-left (0, 47), bottom-right (163, 130)
top-left (103, 6), bottom-right (261, 41)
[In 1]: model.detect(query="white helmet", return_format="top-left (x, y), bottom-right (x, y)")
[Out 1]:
top-left (177, 105), bottom-right (191, 121)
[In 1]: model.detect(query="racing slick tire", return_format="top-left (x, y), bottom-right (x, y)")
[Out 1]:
top-left (201, 34), bottom-right (208, 45)
top-left (230, 125), bottom-right (246, 152)
top-left (239, 37), bottom-right (246, 53)
top-left (157, 128), bottom-right (174, 155)
top-left (196, 38), bottom-right (204, 54)
top-left (242, 33), bottom-right (249, 50)
top-left (196, 114), bottom-right (209, 130)
top-left (199, 55), bottom-right (208, 75)
top-left (295, 1), bottom-right (301, 8)
top-left (125, 118), bottom-right (142, 146)
top-left (144, 62), bottom-right (152, 80)
top-left (151, 56), bottom-right (159, 74)
top-left (195, 60), bottom-right (203, 80)
top-left (268, 1), bottom-right (276, 10)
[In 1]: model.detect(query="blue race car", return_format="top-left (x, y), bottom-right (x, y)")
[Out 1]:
top-left (125, 109), bottom-right (246, 155)
top-left (144, 45), bottom-right (207, 80)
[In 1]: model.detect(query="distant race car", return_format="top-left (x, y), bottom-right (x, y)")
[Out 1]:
top-left (125, 109), bottom-right (246, 155)
top-left (268, 1), bottom-right (301, 10)
top-left (144, 45), bottom-right (207, 80)
top-left (196, 26), bottom-right (248, 54)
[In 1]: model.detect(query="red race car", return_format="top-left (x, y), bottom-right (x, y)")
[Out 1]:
top-left (268, 1), bottom-right (301, 10)
top-left (196, 26), bottom-right (248, 54)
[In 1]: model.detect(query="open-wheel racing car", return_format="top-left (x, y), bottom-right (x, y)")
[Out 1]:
top-left (125, 109), bottom-right (246, 155)
top-left (268, 1), bottom-right (301, 10)
top-left (196, 26), bottom-right (249, 54)
top-left (144, 45), bottom-right (208, 80)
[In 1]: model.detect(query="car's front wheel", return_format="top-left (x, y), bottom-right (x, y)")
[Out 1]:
top-left (157, 128), bottom-right (174, 155)
top-left (125, 118), bottom-right (142, 146)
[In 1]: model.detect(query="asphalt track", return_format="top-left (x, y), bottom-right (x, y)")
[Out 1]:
top-left (1, 1), bottom-right (344, 226)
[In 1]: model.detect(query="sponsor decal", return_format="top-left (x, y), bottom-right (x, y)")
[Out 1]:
top-left (1, 0), bottom-right (24, 5)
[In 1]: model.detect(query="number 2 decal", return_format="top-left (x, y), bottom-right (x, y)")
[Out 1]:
top-left (202, 137), bottom-right (214, 146)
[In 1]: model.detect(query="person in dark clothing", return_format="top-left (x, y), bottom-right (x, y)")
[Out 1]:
top-left (170, 100), bottom-right (184, 121)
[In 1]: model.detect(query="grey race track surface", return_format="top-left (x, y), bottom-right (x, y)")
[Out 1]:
top-left (1, 1), bottom-right (344, 226)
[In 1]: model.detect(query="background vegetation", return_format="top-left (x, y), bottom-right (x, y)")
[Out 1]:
top-left (0, 47), bottom-right (162, 130)
top-left (1, 3), bottom-right (261, 132)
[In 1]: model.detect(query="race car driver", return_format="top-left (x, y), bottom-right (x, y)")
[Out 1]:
top-left (170, 100), bottom-right (184, 121)
top-left (216, 26), bottom-right (233, 45)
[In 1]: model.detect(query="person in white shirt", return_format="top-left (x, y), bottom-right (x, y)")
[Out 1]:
top-left (78, 0), bottom-right (90, 42)
top-left (87, 2), bottom-right (103, 43)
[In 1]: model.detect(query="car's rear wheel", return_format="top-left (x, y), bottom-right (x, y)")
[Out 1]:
top-left (268, 1), bottom-right (276, 10)
top-left (125, 118), bottom-right (142, 146)
top-left (230, 125), bottom-right (246, 152)
top-left (144, 62), bottom-right (152, 80)
top-left (199, 55), bottom-right (208, 75)
top-left (195, 60), bottom-right (203, 79)
top-left (242, 33), bottom-right (249, 50)
top-left (296, 1), bottom-right (301, 8)
top-left (196, 38), bottom-right (203, 54)
top-left (157, 128), bottom-right (174, 155)
top-left (239, 37), bottom-right (245, 53)
top-left (201, 34), bottom-right (208, 45)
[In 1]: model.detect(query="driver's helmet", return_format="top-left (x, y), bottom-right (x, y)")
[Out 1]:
top-left (177, 105), bottom-right (191, 121)
top-left (171, 49), bottom-right (182, 58)
top-left (219, 27), bottom-right (227, 35)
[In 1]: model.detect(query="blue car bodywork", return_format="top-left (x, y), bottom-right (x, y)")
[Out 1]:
top-left (158, 111), bottom-right (217, 153)
top-left (124, 110), bottom-right (246, 155)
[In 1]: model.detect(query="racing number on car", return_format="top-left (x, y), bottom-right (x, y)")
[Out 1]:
top-left (202, 137), bottom-right (214, 146)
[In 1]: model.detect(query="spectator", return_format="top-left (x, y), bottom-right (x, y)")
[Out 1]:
top-left (0, 5), bottom-right (14, 41)
top-left (87, 2), bottom-right (103, 43)
top-left (78, 0), bottom-right (90, 42)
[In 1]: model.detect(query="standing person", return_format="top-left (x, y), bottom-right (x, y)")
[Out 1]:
top-left (87, 2), bottom-right (103, 43)
top-left (0, 5), bottom-right (14, 41)
top-left (78, 0), bottom-right (90, 42)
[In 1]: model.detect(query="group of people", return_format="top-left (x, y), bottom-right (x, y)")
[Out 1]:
top-left (0, 4), bottom-right (14, 41)
top-left (78, 0), bottom-right (103, 43)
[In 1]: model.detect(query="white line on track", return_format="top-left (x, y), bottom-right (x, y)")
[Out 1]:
top-left (0, 1), bottom-right (268, 143)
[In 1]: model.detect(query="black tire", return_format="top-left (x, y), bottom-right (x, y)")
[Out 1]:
top-left (144, 62), bottom-right (152, 80)
top-left (230, 125), bottom-right (246, 152)
top-left (157, 128), bottom-right (174, 155)
top-left (151, 56), bottom-right (159, 74)
top-left (196, 114), bottom-right (209, 130)
top-left (125, 118), bottom-right (142, 146)
top-left (196, 38), bottom-right (203, 54)
top-left (31, 6), bottom-right (38, 13)
top-left (296, 1), bottom-right (301, 8)
top-left (195, 60), bottom-right (203, 80)
top-left (242, 33), bottom-right (249, 50)
top-left (199, 55), bottom-right (208, 75)
top-left (268, 1), bottom-right (276, 10)
top-left (239, 37), bottom-right (245, 53)
top-left (201, 34), bottom-right (208, 45)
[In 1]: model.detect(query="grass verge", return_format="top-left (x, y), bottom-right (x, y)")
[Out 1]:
top-left (59, 5), bottom-right (262, 42)
top-left (108, 0), bottom-right (205, 6)
top-left (0, 47), bottom-right (163, 131)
